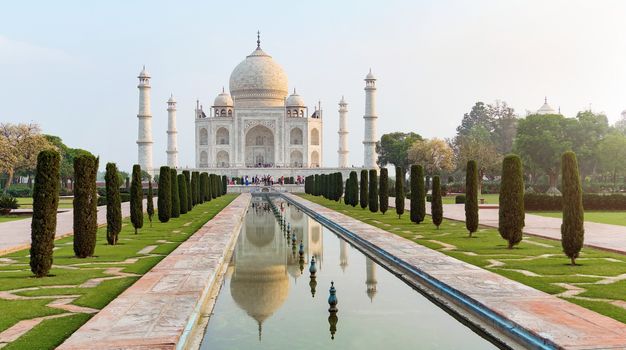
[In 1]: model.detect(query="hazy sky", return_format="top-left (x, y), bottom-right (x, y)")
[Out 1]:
top-left (2, 0), bottom-right (625, 172)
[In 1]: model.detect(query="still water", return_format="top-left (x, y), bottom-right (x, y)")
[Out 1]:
top-left (201, 197), bottom-right (498, 350)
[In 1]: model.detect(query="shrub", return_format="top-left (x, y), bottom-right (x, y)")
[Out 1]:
top-left (105, 163), bottom-right (121, 244)
top-left (410, 165), bottom-right (425, 224)
top-left (73, 154), bottom-right (98, 258)
top-left (30, 150), bottom-right (60, 277)
top-left (170, 168), bottom-right (180, 218)
top-left (455, 195), bottom-right (466, 204)
top-left (561, 151), bottom-right (584, 265)
top-left (432, 176), bottom-right (443, 229)
top-left (0, 194), bottom-right (19, 212)
top-left (158, 166), bottom-right (171, 222)
top-left (499, 155), bottom-right (524, 248)
top-left (360, 170), bottom-right (368, 209)
top-left (379, 168), bottom-right (388, 214)
top-left (524, 193), bottom-right (626, 211)
top-left (178, 174), bottom-right (188, 214)
top-left (146, 179), bottom-right (154, 226)
top-left (395, 166), bottom-right (404, 219)
top-left (465, 160), bottom-right (479, 237)
top-left (183, 170), bottom-right (192, 209)
top-left (369, 169), bottom-right (378, 213)
top-left (130, 164), bottom-right (144, 234)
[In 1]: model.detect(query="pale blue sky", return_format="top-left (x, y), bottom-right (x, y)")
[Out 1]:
top-left (2, 0), bottom-right (625, 172)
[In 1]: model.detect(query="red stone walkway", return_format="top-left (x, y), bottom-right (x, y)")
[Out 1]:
top-left (57, 193), bottom-right (250, 350)
top-left (0, 199), bottom-right (153, 256)
top-left (289, 194), bottom-right (626, 349)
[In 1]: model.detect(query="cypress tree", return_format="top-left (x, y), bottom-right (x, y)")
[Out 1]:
top-left (465, 160), bottom-right (479, 237)
top-left (105, 162), bottom-right (121, 244)
top-left (222, 175), bottom-right (228, 195)
top-left (432, 175), bottom-right (443, 229)
top-left (178, 174), bottom-right (188, 214)
top-left (30, 150), bottom-right (60, 277)
top-left (170, 168), bottom-right (180, 218)
top-left (327, 174), bottom-right (333, 200)
top-left (73, 154), bottom-right (98, 258)
top-left (561, 151), bottom-right (584, 265)
top-left (199, 173), bottom-right (206, 202)
top-left (336, 173), bottom-right (343, 202)
top-left (411, 165), bottom-right (425, 224)
top-left (360, 170), bottom-right (368, 209)
top-left (158, 166), bottom-right (172, 223)
top-left (191, 172), bottom-right (199, 205)
top-left (206, 173), bottom-right (213, 201)
top-left (350, 171), bottom-right (359, 207)
top-left (379, 168), bottom-right (388, 214)
top-left (211, 174), bottom-right (218, 199)
top-left (314, 174), bottom-right (320, 196)
top-left (369, 169), bottom-right (378, 213)
top-left (146, 178), bottom-right (154, 226)
top-left (183, 170), bottom-right (192, 210)
top-left (130, 164), bottom-right (144, 234)
top-left (498, 155), bottom-right (524, 248)
top-left (395, 166), bottom-right (405, 219)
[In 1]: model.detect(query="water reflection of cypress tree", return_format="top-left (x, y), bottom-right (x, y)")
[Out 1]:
top-left (328, 312), bottom-right (338, 340)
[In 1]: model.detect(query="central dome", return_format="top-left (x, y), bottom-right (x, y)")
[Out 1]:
top-left (229, 46), bottom-right (289, 108)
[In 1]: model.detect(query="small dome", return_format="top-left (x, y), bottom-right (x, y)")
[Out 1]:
top-left (365, 69), bottom-right (375, 80)
top-left (213, 89), bottom-right (233, 107)
top-left (138, 65), bottom-right (150, 78)
top-left (286, 89), bottom-right (305, 107)
top-left (537, 97), bottom-right (556, 115)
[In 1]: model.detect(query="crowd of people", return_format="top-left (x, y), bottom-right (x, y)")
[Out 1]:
top-left (226, 175), bottom-right (305, 186)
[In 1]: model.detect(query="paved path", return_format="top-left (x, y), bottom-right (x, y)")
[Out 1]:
top-left (290, 194), bottom-right (626, 349)
top-left (388, 197), bottom-right (626, 255)
top-left (58, 193), bottom-right (250, 350)
top-left (0, 199), bottom-right (154, 256)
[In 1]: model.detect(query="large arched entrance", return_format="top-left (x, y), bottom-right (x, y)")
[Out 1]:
top-left (245, 125), bottom-right (274, 167)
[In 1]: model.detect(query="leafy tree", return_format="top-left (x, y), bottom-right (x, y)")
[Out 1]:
top-left (379, 168), bottom-right (388, 214)
top-left (569, 110), bottom-right (610, 179)
top-left (408, 138), bottom-right (455, 175)
top-left (410, 165), bottom-right (425, 224)
top-left (465, 160), bottom-right (479, 237)
top-left (597, 133), bottom-right (626, 191)
top-left (376, 132), bottom-right (422, 169)
top-left (395, 166), bottom-right (404, 219)
top-left (431, 175), bottom-right (443, 229)
top-left (43, 135), bottom-right (90, 189)
top-left (455, 127), bottom-right (501, 193)
top-left (0, 123), bottom-right (52, 193)
top-left (130, 164), bottom-right (144, 234)
top-left (488, 101), bottom-right (518, 154)
top-left (30, 150), bottom-right (60, 277)
top-left (158, 166), bottom-right (171, 222)
top-left (456, 102), bottom-right (492, 137)
top-left (105, 163), bottom-right (121, 244)
top-left (178, 174), bottom-right (188, 214)
top-left (499, 155), bottom-right (524, 248)
top-left (561, 151), bottom-right (584, 265)
top-left (146, 178), bottom-right (154, 226)
top-left (615, 111), bottom-right (626, 135)
top-left (183, 170), bottom-right (192, 209)
top-left (73, 154), bottom-right (98, 258)
top-left (368, 169), bottom-right (378, 213)
top-left (514, 114), bottom-right (572, 194)
top-left (170, 168), bottom-right (180, 218)
top-left (360, 170), bottom-right (368, 209)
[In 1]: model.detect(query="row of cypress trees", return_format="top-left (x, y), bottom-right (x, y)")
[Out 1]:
top-left (29, 153), bottom-right (230, 278)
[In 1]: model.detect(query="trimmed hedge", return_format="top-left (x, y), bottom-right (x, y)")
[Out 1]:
top-left (455, 195), bottom-right (466, 204)
top-left (73, 154), bottom-right (98, 258)
top-left (524, 193), bottom-right (626, 211)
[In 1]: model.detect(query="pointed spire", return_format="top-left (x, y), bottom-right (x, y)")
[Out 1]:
top-left (544, 96), bottom-right (547, 104)
top-left (222, 86), bottom-right (225, 93)
top-left (293, 88), bottom-right (296, 94)
top-left (257, 30), bottom-right (261, 49)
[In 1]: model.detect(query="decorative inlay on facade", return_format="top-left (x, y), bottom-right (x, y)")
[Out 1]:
top-left (244, 119), bottom-right (275, 132)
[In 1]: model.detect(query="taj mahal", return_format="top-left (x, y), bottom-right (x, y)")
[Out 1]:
top-left (136, 33), bottom-right (378, 178)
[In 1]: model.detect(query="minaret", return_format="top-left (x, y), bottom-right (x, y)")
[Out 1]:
top-left (338, 96), bottom-right (349, 167)
top-left (365, 257), bottom-right (378, 301)
top-left (137, 66), bottom-right (153, 174)
top-left (339, 240), bottom-right (348, 272)
top-left (166, 94), bottom-right (178, 168)
top-left (363, 69), bottom-right (379, 169)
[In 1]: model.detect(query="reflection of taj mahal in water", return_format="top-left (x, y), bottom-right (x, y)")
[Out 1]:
top-left (229, 198), bottom-right (377, 335)
top-left (135, 33), bottom-right (379, 176)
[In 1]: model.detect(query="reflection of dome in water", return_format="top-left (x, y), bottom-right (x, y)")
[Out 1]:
top-left (230, 265), bottom-right (289, 325)
top-left (244, 214), bottom-right (275, 247)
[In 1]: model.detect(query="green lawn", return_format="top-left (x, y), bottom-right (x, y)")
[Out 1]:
top-left (442, 193), bottom-right (499, 205)
top-left (16, 197), bottom-right (74, 209)
top-left (0, 194), bottom-right (237, 350)
top-left (0, 215), bottom-right (29, 223)
top-left (529, 211), bottom-right (626, 226)
top-left (301, 194), bottom-right (626, 325)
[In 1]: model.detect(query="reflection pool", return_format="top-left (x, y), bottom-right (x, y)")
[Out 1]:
top-left (200, 196), bottom-right (499, 349)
